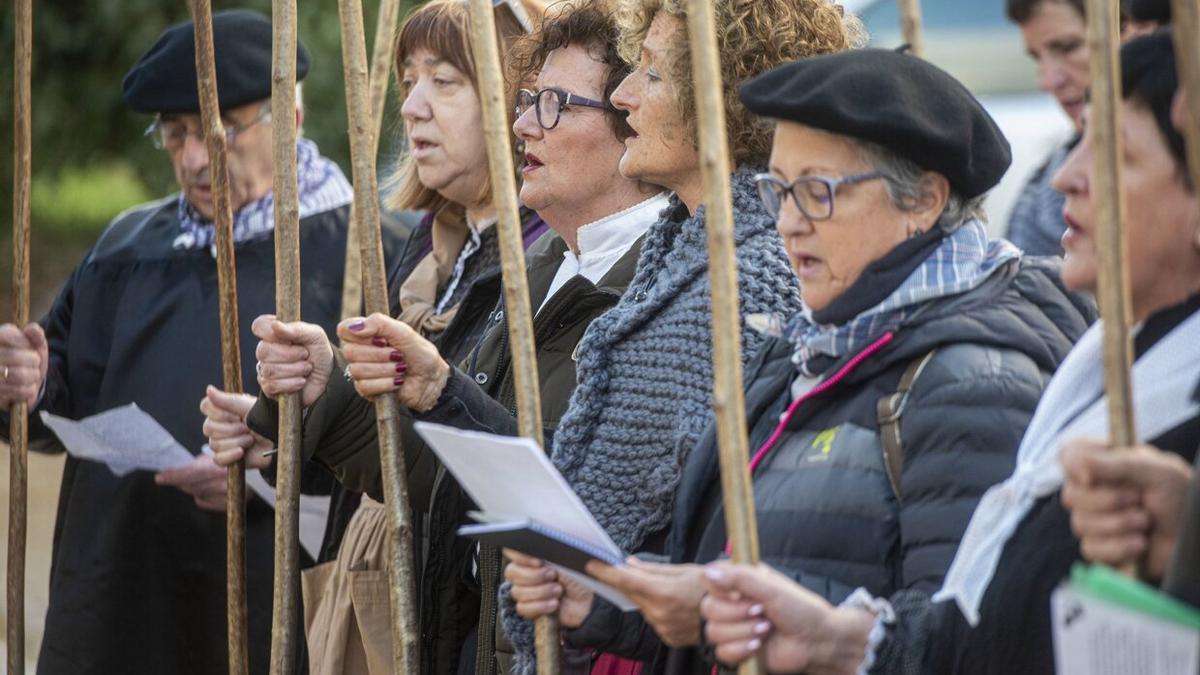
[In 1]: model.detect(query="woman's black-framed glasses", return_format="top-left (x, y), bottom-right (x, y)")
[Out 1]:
top-left (515, 87), bottom-right (614, 130)
top-left (754, 171), bottom-right (885, 221)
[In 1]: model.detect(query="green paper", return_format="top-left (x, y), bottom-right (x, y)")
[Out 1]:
top-left (1070, 563), bottom-right (1200, 630)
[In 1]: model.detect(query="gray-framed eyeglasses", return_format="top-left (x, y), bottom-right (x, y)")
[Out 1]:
top-left (754, 171), bottom-right (885, 221)
top-left (144, 104), bottom-right (272, 151)
top-left (515, 87), bottom-right (614, 130)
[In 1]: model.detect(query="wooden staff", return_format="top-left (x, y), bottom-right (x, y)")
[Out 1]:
top-left (684, 2), bottom-right (763, 675)
top-left (340, 0), bottom-right (402, 321)
top-left (463, 1), bottom-right (559, 672)
top-left (336, 0), bottom-right (421, 670)
top-left (1082, 0), bottom-right (1137, 575)
top-left (267, 1), bottom-right (303, 673)
top-left (898, 0), bottom-right (925, 59)
top-left (186, 2), bottom-right (251, 672)
top-left (1169, 0), bottom-right (1200, 191)
top-left (7, 0), bottom-right (32, 672)
top-left (1163, 0), bottom-right (1200, 605)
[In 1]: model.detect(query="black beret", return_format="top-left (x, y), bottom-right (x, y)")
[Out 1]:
top-left (740, 49), bottom-right (1011, 199)
top-left (122, 9), bottom-right (311, 114)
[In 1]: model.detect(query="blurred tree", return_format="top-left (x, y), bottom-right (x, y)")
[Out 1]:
top-left (0, 0), bottom-right (414, 234)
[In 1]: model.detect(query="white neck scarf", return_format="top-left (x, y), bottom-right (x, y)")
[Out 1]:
top-left (934, 309), bottom-right (1200, 625)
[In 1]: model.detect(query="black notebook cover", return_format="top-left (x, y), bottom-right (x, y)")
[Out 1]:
top-left (458, 519), bottom-right (626, 574)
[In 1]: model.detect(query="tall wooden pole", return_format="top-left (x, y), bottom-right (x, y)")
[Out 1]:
top-left (1083, 0), bottom-right (1137, 576)
top-left (340, 0), bottom-right (402, 321)
top-left (898, 0), bottom-right (925, 59)
top-left (684, 2), bottom-right (764, 675)
top-left (463, 1), bottom-right (558, 672)
top-left (267, 1), bottom-right (303, 674)
top-left (1169, 0), bottom-right (1200, 191)
top-left (336, 0), bottom-right (421, 670)
top-left (7, 0), bottom-right (32, 672)
top-left (186, 2), bottom-right (250, 673)
top-left (1163, 0), bottom-right (1200, 604)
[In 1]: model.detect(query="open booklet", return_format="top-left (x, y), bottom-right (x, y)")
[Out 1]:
top-left (413, 422), bottom-right (635, 610)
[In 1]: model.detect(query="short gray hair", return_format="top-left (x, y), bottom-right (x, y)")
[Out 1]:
top-left (854, 139), bottom-right (987, 232)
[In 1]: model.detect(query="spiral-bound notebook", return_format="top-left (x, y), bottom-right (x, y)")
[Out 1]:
top-left (414, 422), bottom-right (635, 610)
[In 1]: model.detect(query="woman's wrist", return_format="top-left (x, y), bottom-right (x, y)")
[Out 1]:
top-left (808, 606), bottom-right (876, 675)
top-left (412, 358), bottom-right (451, 413)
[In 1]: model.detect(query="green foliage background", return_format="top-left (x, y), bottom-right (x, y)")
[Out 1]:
top-left (0, 0), bottom-right (418, 236)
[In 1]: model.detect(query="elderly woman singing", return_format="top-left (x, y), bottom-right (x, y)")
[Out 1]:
top-left (506, 46), bottom-right (1093, 673)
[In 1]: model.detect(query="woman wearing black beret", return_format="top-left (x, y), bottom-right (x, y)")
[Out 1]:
top-left (703, 31), bottom-right (1200, 675)
top-left (506, 47), bottom-right (1093, 673)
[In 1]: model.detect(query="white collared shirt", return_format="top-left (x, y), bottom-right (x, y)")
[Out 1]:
top-left (537, 193), bottom-right (670, 314)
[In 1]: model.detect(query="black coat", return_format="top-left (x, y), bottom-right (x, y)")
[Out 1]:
top-left (566, 258), bottom-right (1095, 674)
top-left (7, 197), bottom-right (402, 675)
top-left (883, 295), bottom-right (1200, 675)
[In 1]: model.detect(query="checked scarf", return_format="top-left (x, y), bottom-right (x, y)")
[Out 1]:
top-left (787, 220), bottom-right (1021, 376)
top-left (173, 137), bottom-right (353, 255)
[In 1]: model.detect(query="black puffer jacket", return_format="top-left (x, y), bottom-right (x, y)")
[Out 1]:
top-left (566, 257), bottom-right (1094, 673)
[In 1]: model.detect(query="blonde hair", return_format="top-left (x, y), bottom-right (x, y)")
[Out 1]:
top-left (384, 0), bottom-right (547, 214)
top-left (615, 0), bottom-right (864, 166)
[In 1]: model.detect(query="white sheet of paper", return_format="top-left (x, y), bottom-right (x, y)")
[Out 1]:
top-left (245, 465), bottom-right (330, 562)
top-left (414, 422), bottom-right (634, 611)
top-left (40, 404), bottom-right (195, 476)
top-left (1052, 585), bottom-right (1200, 675)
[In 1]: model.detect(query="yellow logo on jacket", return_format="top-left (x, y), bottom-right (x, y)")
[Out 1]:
top-left (810, 428), bottom-right (838, 458)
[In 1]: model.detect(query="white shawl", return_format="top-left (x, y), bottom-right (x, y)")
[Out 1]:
top-left (934, 310), bottom-right (1200, 625)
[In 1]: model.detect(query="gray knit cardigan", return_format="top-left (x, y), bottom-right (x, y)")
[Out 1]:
top-left (503, 166), bottom-right (803, 673)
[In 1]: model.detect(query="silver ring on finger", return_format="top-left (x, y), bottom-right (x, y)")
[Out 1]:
top-left (255, 361), bottom-right (263, 377)
top-left (343, 364), bottom-right (353, 382)
top-left (2, 365), bottom-right (7, 381)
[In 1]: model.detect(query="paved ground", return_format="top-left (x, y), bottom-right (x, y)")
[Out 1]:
top-left (0, 446), bottom-right (66, 672)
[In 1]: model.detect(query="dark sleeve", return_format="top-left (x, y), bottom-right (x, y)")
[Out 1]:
top-left (415, 367), bottom-right (519, 437)
top-left (869, 590), bottom-right (943, 675)
top-left (892, 346), bottom-right (1043, 594)
top-left (562, 596), bottom-right (663, 662)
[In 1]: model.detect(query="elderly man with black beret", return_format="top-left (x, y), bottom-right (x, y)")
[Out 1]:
top-left (0, 10), bottom-right (403, 674)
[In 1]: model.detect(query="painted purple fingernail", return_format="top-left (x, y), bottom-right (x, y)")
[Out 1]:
top-left (389, 350), bottom-right (406, 363)
top-left (748, 604), bottom-right (764, 617)
top-left (348, 320), bottom-right (366, 332)
top-left (396, 363), bottom-right (408, 374)
top-left (394, 375), bottom-right (405, 387)
top-left (372, 336), bottom-right (388, 348)
top-left (753, 621), bottom-right (771, 636)
top-left (746, 638), bottom-right (761, 651)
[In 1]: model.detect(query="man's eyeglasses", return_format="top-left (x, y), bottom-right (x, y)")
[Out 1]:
top-left (515, 87), bottom-right (614, 130)
top-left (144, 104), bottom-right (272, 151)
top-left (754, 171), bottom-right (885, 221)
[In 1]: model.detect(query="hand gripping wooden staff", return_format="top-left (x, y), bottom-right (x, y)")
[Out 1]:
top-left (7, 0), bottom-right (32, 672)
top-left (266, 1), bottom-right (304, 673)
top-left (340, 0), bottom-right (402, 321)
top-left (683, 2), bottom-right (764, 675)
top-left (463, 1), bottom-right (559, 672)
top-left (1082, 0), bottom-right (1138, 577)
top-left (186, 2), bottom-right (250, 672)
top-left (1162, 0), bottom-right (1200, 604)
top-left (897, 0), bottom-right (926, 58)
top-left (336, 0), bottom-right (422, 670)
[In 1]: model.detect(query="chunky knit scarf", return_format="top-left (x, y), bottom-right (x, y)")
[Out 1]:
top-left (173, 138), bottom-right (352, 255)
top-left (502, 167), bottom-right (803, 673)
top-left (786, 221), bottom-right (1021, 376)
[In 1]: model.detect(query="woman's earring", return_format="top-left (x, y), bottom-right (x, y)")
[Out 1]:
top-left (907, 227), bottom-right (923, 239)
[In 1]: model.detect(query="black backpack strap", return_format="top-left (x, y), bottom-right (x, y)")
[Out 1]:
top-left (876, 349), bottom-right (938, 503)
